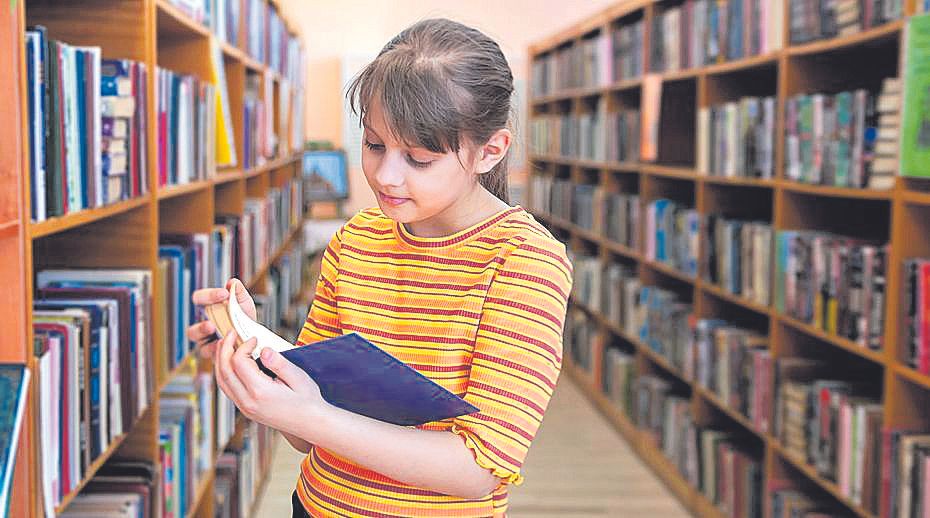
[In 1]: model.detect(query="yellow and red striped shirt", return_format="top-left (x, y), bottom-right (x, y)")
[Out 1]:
top-left (294, 206), bottom-right (572, 517)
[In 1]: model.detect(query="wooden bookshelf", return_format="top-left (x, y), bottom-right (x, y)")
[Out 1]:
top-left (528, 3), bottom-right (928, 517)
top-left (8, 1), bottom-right (309, 516)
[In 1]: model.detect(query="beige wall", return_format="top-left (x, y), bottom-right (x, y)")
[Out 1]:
top-left (284, 0), bottom-right (616, 214)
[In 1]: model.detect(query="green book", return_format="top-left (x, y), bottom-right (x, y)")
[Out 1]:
top-left (901, 14), bottom-right (930, 178)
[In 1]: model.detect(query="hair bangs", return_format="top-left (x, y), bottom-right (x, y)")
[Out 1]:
top-left (348, 49), bottom-right (467, 155)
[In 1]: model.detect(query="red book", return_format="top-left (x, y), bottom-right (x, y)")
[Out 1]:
top-left (920, 262), bottom-right (930, 374)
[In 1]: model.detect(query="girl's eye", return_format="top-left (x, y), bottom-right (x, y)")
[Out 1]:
top-left (406, 155), bottom-right (433, 169)
top-left (364, 140), bottom-right (384, 152)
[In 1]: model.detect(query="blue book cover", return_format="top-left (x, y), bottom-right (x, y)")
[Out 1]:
top-left (0, 365), bottom-right (29, 517)
top-left (73, 48), bottom-right (88, 210)
top-left (261, 333), bottom-right (479, 426)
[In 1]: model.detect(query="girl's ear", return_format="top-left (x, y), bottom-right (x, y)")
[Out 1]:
top-left (475, 128), bottom-right (512, 175)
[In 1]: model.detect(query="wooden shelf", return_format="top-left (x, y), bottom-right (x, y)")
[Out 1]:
top-left (701, 175), bottom-right (776, 188)
top-left (777, 314), bottom-right (886, 365)
top-left (156, 0), bottom-right (211, 39)
top-left (642, 258), bottom-right (697, 284)
top-left (787, 19), bottom-right (904, 57)
top-left (11, 1), bottom-right (307, 516)
top-left (185, 469), bottom-right (217, 518)
top-left (530, 85), bottom-right (607, 105)
top-left (894, 363), bottom-right (930, 390)
top-left (660, 68), bottom-right (700, 82)
top-left (215, 170), bottom-right (244, 184)
top-left (703, 52), bottom-right (779, 76)
top-left (608, 77), bottom-right (642, 92)
top-left (641, 164), bottom-right (698, 180)
top-left (245, 152), bottom-right (301, 178)
top-left (639, 344), bottom-right (691, 384)
top-left (901, 188), bottom-right (930, 206)
top-left (601, 238), bottom-right (642, 261)
top-left (770, 440), bottom-right (876, 518)
top-left (527, 5), bottom-right (920, 518)
top-left (241, 53), bottom-right (266, 74)
top-left (701, 283), bottom-right (771, 316)
top-left (695, 386), bottom-right (766, 440)
top-left (221, 41), bottom-right (245, 62)
top-left (780, 181), bottom-right (894, 201)
top-left (605, 160), bottom-right (640, 171)
top-left (54, 405), bottom-right (152, 515)
top-left (30, 197), bottom-right (150, 239)
top-left (157, 180), bottom-right (213, 201)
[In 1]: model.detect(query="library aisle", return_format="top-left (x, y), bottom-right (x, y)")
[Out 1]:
top-left (254, 376), bottom-right (690, 517)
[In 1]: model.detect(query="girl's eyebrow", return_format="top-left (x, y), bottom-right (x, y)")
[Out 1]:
top-left (362, 123), bottom-right (382, 139)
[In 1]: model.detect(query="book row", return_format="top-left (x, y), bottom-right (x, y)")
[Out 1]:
top-left (156, 67), bottom-right (217, 188)
top-left (534, 202), bottom-right (892, 353)
top-left (789, 0), bottom-right (902, 44)
top-left (775, 230), bottom-right (888, 350)
top-left (25, 28), bottom-right (149, 221)
top-left (573, 274), bottom-right (930, 516)
top-left (164, 0), bottom-right (304, 83)
top-left (651, 0), bottom-right (785, 73)
top-left (704, 216), bottom-right (773, 307)
top-left (530, 176), bottom-right (641, 249)
top-left (784, 79), bottom-right (900, 190)
top-left (33, 269), bottom-right (155, 511)
top-left (697, 96), bottom-right (776, 179)
top-left (634, 375), bottom-right (764, 518)
top-left (54, 418), bottom-right (274, 518)
top-left (774, 357), bottom-right (883, 513)
top-left (646, 198), bottom-right (700, 278)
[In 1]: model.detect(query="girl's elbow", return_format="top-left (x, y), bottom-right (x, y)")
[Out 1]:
top-left (456, 473), bottom-right (500, 499)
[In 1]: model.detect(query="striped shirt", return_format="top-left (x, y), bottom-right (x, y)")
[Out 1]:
top-left (293, 206), bottom-right (572, 517)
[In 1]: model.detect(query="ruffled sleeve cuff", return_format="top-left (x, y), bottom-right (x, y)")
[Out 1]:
top-left (451, 422), bottom-right (525, 486)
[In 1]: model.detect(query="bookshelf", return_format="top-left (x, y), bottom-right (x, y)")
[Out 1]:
top-left (4, 0), bottom-right (309, 516)
top-left (529, 2), bottom-right (930, 517)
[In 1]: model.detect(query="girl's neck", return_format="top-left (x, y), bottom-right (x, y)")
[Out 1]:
top-left (404, 186), bottom-right (510, 238)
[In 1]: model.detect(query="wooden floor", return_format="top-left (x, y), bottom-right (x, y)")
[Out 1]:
top-left (253, 376), bottom-right (690, 517)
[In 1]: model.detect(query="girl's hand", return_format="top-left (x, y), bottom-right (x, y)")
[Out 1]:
top-left (214, 330), bottom-right (331, 436)
top-left (186, 278), bottom-right (256, 359)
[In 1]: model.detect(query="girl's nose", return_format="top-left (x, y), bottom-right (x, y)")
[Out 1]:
top-left (375, 155), bottom-right (406, 188)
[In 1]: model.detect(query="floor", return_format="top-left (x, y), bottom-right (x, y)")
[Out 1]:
top-left (252, 377), bottom-right (690, 517)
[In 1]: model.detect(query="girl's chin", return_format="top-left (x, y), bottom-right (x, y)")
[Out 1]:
top-left (378, 200), bottom-right (416, 221)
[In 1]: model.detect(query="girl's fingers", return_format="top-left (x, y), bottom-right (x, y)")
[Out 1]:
top-left (199, 342), bottom-right (217, 359)
top-left (186, 319), bottom-right (216, 342)
top-left (217, 331), bottom-right (251, 405)
top-left (192, 287), bottom-right (230, 306)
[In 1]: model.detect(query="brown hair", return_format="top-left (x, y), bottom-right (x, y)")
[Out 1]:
top-left (346, 18), bottom-right (514, 204)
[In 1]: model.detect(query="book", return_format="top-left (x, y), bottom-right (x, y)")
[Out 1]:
top-left (0, 365), bottom-right (30, 517)
top-left (205, 283), bottom-right (479, 426)
top-left (901, 14), bottom-right (930, 178)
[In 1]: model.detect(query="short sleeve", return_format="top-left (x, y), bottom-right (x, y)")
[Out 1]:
top-left (295, 228), bottom-right (343, 346)
top-left (451, 239), bottom-right (573, 486)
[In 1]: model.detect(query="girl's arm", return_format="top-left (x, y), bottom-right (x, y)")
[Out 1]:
top-left (296, 394), bottom-right (500, 499)
top-left (218, 336), bottom-right (499, 500)
top-left (281, 431), bottom-right (312, 454)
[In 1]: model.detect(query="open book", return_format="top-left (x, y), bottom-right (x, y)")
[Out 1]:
top-left (203, 279), bottom-right (294, 360)
top-left (203, 280), bottom-right (479, 425)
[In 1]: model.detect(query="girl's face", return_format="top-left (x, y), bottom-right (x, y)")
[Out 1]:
top-left (361, 102), bottom-right (485, 235)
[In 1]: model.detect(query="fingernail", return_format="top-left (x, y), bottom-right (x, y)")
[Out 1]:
top-left (261, 347), bottom-right (272, 362)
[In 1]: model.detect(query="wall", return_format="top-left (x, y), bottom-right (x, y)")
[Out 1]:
top-left (284, 0), bottom-right (616, 214)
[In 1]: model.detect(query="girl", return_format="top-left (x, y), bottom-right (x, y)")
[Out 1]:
top-left (188, 18), bottom-right (572, 517)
